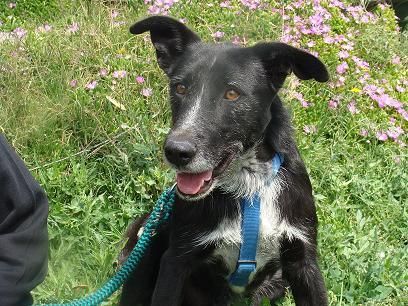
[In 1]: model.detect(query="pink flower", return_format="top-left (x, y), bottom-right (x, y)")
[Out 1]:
top-left (300, 27), bottom-right (311, 35)
top-left (112, 70), bottom-right (127, 79)
top-left (141, 88), bottom-right (153, 97)
top-left (309, 14), bottom-right (324, 25)
top-left (330, 0), bottom-right (345, 9)
top-left (307, 41), bottom-right (315, 48)
top-left (375, 131), bottom-right (388, 141)
top-left (396, 85), bottom-right (405, 93)
top-left (360, 15), bottom-right (370, 23)
top-left (212, 31), bottom-right (225, 39)
top-left (220, 1), bottom-right (231, 8)
top-left (375, 94), bottom-right (402, 109)
top-left (396, 139), bottom-right (406, 147)
top-left (363, 84), bottom-right (379, 97)
top-left (323, 36), bottom-right (335, 44)
top-left (310, 24), bottom-right (330, 35)
top-left (146, 0), bottom-right (179, 15)
top-left (336, 62), bottom-right (349, 75)
top-left (241, 0), bottom-right (262, 10)
top-left (358, 73), bottom-right (370, 84)
top-left (136, 76), bottom-right (145, 84)
top-left (334, 76), bottom-right (346, 87)
top-left (13, 27), bottom-right (27, 39)
top-left (391, 56), bottom-right (401, 65)
top-left (110, 10), bottom-right (119, 19)
top-left (293, 92), bottom-right (309, 108)
top-left (69, 79), bottom-right (78, 88)
top-left (397, 108), bottom-right (408, 121)
top-left (347, 101), bottom-right (359, 114)
top-left (328, 99), bottom-right (339, 109)
top-left (85, 80), bottom-right (98, 90)
top-left (231, 35), bottom-right (243, 45)
top-left (352, 56), bottom-right (369, 69)
top-left (113, 21), bottom-right (126, 27)
top-left (338, 50), bottom-right (349, 59)
top-left (293, 15), bottom-right (303, 24)
top-left (359, 129), bottom-right (368, 137)
top-left (291, 78), bottom-right (300, 88)
top-left (99, 68), bottom-right (108, 77)
top-left (281, 34), bottom-right (294, 43)
top-left (386, 126), bottom-right (403, 140)
top-left (303, 125), bottom-right (317, 134)
top-left (334, 34), bottom-right (347, 43)
top-left (37, 24), bottom-right (52, 33)
top-left (301, 100), bottom-right (309, 107)
top-left (341, 44), bottom-right (354, 51)
top-left (67, 22), bottom-right (79, 34)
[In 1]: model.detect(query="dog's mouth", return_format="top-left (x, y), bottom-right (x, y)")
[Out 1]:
top-left (176, 152), bottom-right (235, 199)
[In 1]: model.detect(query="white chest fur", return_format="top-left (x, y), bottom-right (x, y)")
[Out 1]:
top-left (205, 178), bottom-right (283, 293)
top-left (196, 152), bottom-right (309, 292)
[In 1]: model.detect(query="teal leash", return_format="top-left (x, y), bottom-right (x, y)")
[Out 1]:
top-left (35, 185), bottom-right (176, 306)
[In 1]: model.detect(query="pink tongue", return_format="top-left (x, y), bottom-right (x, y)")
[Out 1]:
top-left (176, 170), bottom-right (213, 195)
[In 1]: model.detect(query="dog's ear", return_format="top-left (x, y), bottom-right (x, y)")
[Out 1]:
top-left (130, 16), bottom-right (201, 74)
top-left (253, 42), bottom-right (329, 90)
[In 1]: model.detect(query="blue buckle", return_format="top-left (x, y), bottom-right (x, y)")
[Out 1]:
top-left (229, 260), bottom-right (257, 287)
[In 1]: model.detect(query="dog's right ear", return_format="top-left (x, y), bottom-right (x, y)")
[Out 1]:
top-left (252, 42), bottom-right (329, 91)
top-left (130, 16), bottom-right (201, 75)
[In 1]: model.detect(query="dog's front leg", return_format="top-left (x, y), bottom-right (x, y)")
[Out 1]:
top-left (281, 239), bottom-right (328, 306)
top-left (151, 248), bottom-right (191, 306)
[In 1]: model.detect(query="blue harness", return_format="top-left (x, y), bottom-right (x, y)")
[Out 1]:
top-left (228, 153), bottom-right (284, 287)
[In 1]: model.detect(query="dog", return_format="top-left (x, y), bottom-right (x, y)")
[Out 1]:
top-left (119, 16), bottom-right (329, 306)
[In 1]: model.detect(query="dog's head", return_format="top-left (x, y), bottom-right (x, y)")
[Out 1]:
top-left (130, 16), bottom-right (328, 201)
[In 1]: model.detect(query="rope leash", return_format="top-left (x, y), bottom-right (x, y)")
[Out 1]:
top-left (35, 186), bottom-right (176, 306)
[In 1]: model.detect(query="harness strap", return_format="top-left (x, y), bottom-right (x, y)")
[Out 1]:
top-left (228, 194), bottom-right (261, 287)
top-left (228, 153), bottom-right (284, 287)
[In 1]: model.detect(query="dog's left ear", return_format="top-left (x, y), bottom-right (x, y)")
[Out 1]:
top-left (253, 42), bottom-right (329, 90)
top-left (130, 16), bottom-right (201, 75)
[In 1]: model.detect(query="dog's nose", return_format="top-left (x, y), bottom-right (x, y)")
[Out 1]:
top-left (164, 138), bottom-right (197, 167)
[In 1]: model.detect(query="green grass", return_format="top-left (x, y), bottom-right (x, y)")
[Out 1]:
top-left (0, 0), bottom-right (407, 305)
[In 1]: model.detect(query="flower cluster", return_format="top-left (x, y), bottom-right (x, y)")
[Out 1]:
top-left (240, 0), bottom-right (263, 10)
top-left (3, 0), bottom-right (404, 147)
top-left (265, 1), bottom-right (406, 145)
top-left (13, 27), bottom-right (27, 39)
top-left (212, 31), bottom-right (225, 39)
top-left (345, 5), bottom-right (377, 24)
top-left (70, 68), bottom-right (152, 97)
top-left (66, 22), bottom-right (79, 34)
top-left (145, 0), bottom-right (179, 15)
top-left (281, 1), bottom-right (331, 45)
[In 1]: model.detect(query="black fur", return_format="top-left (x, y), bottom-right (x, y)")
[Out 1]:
top-left (120, 16), bottom-right (329, 306)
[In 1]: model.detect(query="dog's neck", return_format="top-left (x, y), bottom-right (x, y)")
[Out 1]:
top-left (217, 145), bottom-right (283, 199)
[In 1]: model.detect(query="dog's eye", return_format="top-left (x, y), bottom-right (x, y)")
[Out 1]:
top-left (224, 89), bottom-right (240, 101)
top-left (175, 84), bottom-right (187, 95)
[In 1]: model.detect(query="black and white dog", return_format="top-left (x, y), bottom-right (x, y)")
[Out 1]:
top-left (120, 16), bottom-right (329, 306)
